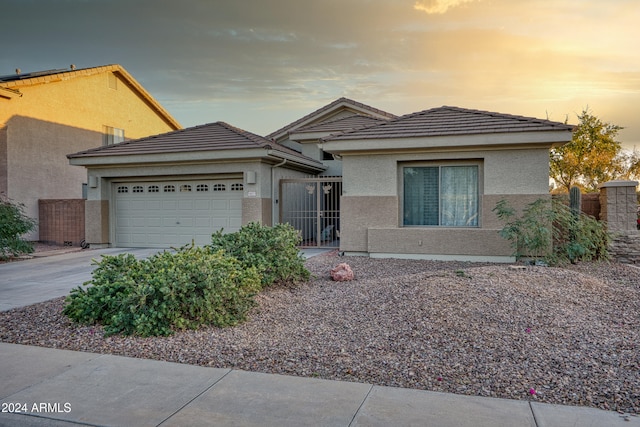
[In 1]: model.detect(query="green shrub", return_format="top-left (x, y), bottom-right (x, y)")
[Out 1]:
top-left (549, 201), bottom-right (611, 265)
top-left (493, 198), bottom-right (610, 265)
top-left (63, 246), bottom-right (261, 336)
top-left (208, 222), bottom-right (310, 286)
top-left (0, 197), bottom-right (37, 260)
top-left (493, 199), bottom-right (555, 261)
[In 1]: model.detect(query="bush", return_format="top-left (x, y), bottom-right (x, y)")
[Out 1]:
top-left (549, 201), bottom-right (611, 265)
top-left (493, 198), bottom-right (610, 265)
top-left (208, 222), bottom-right (310, 286)
top-left (63, 246), bottom-right (261, 336)
top-left (0, 196), bottom-right (37, 260)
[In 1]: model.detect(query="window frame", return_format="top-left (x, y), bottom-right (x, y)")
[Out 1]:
top-left (400, 160), bottom-right (483, 228)
top-left (103, 126), bottom-right (125, 146)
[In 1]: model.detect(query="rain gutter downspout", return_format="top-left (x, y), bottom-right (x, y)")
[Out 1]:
top-left (271, 158), bottom-right (287, 225)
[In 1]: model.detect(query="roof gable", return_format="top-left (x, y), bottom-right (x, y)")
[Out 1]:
top-left (324, 106), bottom-right (574, 141)
top-left (0, 64), bottom-right (181, 129)
top-left (266, 97), bottom-right (396, 141)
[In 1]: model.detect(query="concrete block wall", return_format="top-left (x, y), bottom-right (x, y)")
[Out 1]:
top-left (598, 180), bottom-right (639, 264)
top-left (38, 199), bottom-right (85, 246)
top-left (599, 181), bottom-right (638, 232)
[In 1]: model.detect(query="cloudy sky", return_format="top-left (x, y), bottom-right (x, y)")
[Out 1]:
top-left (3, 0), bottom-right (639, 148)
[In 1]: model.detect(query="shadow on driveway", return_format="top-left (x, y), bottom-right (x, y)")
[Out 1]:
top-left (0, 248), bottom-right (166, 312)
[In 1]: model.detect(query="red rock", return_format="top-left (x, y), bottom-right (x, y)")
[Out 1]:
top-left (331, 263), bottom-right (354, 281)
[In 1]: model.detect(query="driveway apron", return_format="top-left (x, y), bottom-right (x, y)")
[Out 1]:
top-left (0, 248), bottom-right (164, 311)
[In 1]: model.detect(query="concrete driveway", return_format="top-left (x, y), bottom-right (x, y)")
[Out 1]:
top-left (0, 248), bottom-right (165, 311)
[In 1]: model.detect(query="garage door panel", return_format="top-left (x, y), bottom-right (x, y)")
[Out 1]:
top-left (211, 200), bottom-right (229, 210)
top-left (116, 217), bottom-right (131, 227)
top-left (212, 218), bottom-right (229, 229)
top-left (162, 218), bottom-right (178, 227)
top-left (131, 234), bottom-right (149, 244)
top-left (194, 200), bottom-right (210, 210)
top-left (131, 218), bottom-right (147, 227)
top-left (146, 217), bottom-right (162, 227)
top-left (116, 234), bottom-right (131, 244)
top-left (130, 200), bottom-right (146, 210)
top-left (115, 180), bottom-right (243, 248)
top-left (178, 200), bottom-right (194, 209)
top-left (178, 217), bottom-right (194, 227)
top-left (195, 217), bottom-right (211, 227)
top-left (116, 200), bottom-right (132, 211)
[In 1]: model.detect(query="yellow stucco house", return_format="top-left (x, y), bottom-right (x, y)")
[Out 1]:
top-left (0, 64), bottom-right (181, 240)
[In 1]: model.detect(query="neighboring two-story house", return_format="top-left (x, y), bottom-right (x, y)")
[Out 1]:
top-left (0, 64), bottom-right (181, 240)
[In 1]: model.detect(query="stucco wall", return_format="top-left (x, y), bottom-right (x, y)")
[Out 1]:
top-left (0, 126), bottom-right (7, 195)
top-left (85, 199), bottom-right (109, 247)
top-left (242, 198), bottom-right (272, 225)
top-left (340, 147), bottom-right (552, 261)
top-left (1, 70), bottom-right (178, 239)
top-left (6, 117), bottom-right (97, 230)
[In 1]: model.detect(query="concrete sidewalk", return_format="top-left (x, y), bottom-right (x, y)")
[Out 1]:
top-left (0, 343), bottom-right (636, 427)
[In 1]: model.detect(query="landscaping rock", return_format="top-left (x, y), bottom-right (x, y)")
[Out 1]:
top-left (1, 254), bottom-right (639, 415)
top-left (330, 263), bottom-right (354, 281)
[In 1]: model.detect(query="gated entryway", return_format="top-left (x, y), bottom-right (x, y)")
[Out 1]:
top-left (280, 177), bottom-right (342, 248)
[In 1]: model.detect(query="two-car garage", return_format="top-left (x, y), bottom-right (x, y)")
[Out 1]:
top-left (68, 121), bottom-right (326, 249)
top-left (113, 179), bottom-right (243, 248)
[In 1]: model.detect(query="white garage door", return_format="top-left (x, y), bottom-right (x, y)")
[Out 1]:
top-left (114, 179), bottom-right (243, 248)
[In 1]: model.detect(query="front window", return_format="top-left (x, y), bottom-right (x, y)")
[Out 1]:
top-left (403, 165), bottom-right (479, 227)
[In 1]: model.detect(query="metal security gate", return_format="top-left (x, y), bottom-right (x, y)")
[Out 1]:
top-left (280, 177), bottom-right (342, 248)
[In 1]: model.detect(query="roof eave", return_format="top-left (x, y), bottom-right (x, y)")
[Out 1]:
top-left (288, 130), bottom-right (333, 143)
top-left (68, 147), bottom-right (326, 173)
top-left (266, 150), bottom-right (326, 173)
top-left (68, 148), bottom-right (271, 166)
top-left (322, 130), bottom-right (573, 154)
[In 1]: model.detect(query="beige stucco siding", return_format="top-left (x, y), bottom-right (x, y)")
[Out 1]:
top-left (7, 117), bottom-right (96, 209)
top-left (85, 199), bottom-right (109, 245)
top-left (367, 228), bottom-right (511, 257)
top-left (1, 72), bottom-right (174, 135)
top-left (339, 146), bottom-right (553, 260)
top-left (242, 198), bottom-right (272, 225)
top-left (340, 196), bottom-right (398, 252)
top-left (0, 126), bottom-right (7, 195)
top-left (342, 155), bottom-right (398, 196)
top-left (484, 149), bottom-right (550, 194)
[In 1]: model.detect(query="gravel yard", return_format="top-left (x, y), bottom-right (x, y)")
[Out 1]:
top-left (1, 251), bottom-right (638, 414)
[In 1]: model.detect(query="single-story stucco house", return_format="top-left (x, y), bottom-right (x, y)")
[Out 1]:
top-left (68, 98), bottom-right (573, 262)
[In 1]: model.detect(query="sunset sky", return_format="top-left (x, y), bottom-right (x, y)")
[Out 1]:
top-left (2, 0), bottom-right (639, 149)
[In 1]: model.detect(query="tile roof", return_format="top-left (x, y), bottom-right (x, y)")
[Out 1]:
top-left (294, 115), bottom-right (387, 134)
top-left (1, 64), bottom-right (181, 129)
top-left (324, 106), bottom-right (574, 141)
top-left (266, 97), bottom-right (397, 140)
top-left (68, 121), bottom-right (320, 164)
